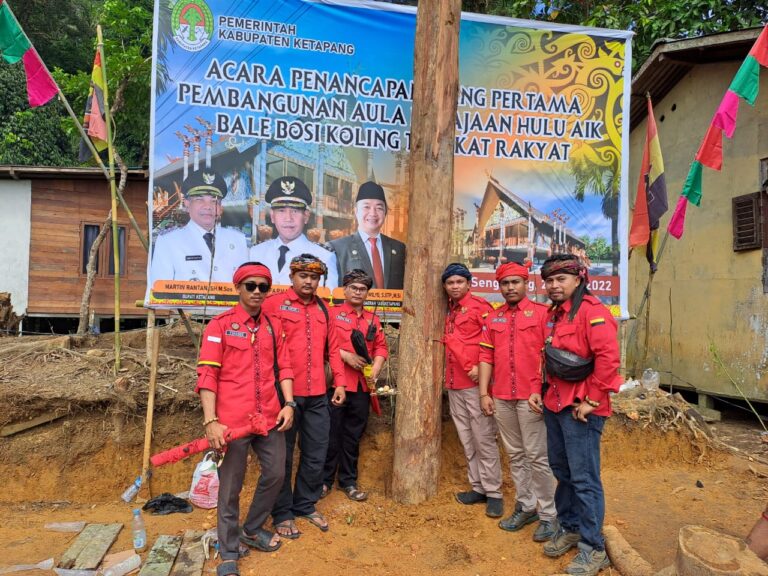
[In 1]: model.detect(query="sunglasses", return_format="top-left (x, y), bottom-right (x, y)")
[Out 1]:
top-left (243, 281), bottom-right (270, 293)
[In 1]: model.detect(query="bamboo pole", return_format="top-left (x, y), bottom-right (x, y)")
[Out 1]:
top-left (97, 25), bottom-right (121, 373)
top-left (141, 325), bottom-right (161, 497)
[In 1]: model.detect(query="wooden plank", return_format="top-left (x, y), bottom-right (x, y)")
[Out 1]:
top-left (138, 535), bottom-right (183, 576)
top-left (169, 531), bottom-right (205, 576)
top-left (72, 523), bottom-right (123, 569)
top-left (0, 410), bottom-right (65, 437)
top-left (58, 523), bottom-right (122, 569)
top-left (59, 524), bottom-right (101, 569)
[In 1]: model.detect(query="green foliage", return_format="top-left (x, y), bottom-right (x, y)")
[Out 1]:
top-left (57, 0), bottom-right (157, 167)
top-left (580, 235), bottom-right (611, 261)
top-left (0, 62), bottom-right (76, 166)
top-left (9, 0), bottom-right (98, 73)
top-left (462, 0), bottom-right (767, 71)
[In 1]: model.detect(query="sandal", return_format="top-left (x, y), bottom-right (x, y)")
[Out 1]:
top-left (239, 527), bottom-right (281, 552)
top-left (297, 511), bottom-right (329, 532)
top-left (320, 484), bottom-right (331, 499)
top-left (273, 519), bottom-right (301, 540)
top-left (216, 561), bottom-right (239, 576)
top-left (342, 486), bottom-right (368, 502)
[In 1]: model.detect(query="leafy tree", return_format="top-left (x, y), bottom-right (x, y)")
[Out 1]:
top-left (580, 234), bottom-right (611, 261)
top-left (57, 0), bottom-right (158, 167)
top-left (0, 62), bottom-right (75, 165)
top-left (9, 0), bottom-right (98, 74)
top-left (462, 0), bottom-right (767, 71)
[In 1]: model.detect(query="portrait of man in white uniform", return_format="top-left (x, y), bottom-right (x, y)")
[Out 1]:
top-left (150, 168), bottom-right (248, 283)
top-left (250, 176), bottom-right (339, 289)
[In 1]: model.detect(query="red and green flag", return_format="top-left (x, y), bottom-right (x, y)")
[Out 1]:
top-left (78, 50), bottom-right (108, 161)
top-left (0, 0), bottom-right (58, 107)
top-left (668, 24), bottom-right (768, 239)
top-left (629, 96), bottom-right (667, 272)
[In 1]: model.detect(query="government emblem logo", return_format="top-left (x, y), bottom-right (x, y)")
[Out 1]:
top-left (171, 0), bottom-right (213, 52)
top-left (281, 179), bottom-right (296, 195)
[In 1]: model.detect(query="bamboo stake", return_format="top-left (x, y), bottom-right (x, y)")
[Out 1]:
top-left (97, 25), bottom-right (121, 374)
top-left (141, 325), bottom-right (161, 497)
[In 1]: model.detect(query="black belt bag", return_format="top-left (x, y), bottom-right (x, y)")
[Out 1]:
top-left (543, 343), bottom-right (594, 382)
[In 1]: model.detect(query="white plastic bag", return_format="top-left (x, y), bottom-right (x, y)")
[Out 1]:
top-left (189, 451), bottom-right (219, 509)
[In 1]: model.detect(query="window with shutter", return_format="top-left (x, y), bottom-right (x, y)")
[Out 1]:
top-left (732, 192), bottom-right (762, 252)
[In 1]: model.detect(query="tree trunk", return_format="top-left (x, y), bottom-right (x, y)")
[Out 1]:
top-left (392, 0), bottom-right (461, 505)
top-left (77, 210), bottom-right (112, 334)
top-left (76, 150), bottom-right (129, 335)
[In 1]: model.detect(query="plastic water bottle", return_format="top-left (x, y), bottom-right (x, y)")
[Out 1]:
top-left (102, 554), bottom-right (141, 576)
top-left (121, 477), bottom-right (142, 503)
top-left (641, 368), bottom-right (660, 391)
top-left (131, 509), bottom-right (147, 552)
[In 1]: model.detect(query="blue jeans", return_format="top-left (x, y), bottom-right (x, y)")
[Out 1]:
top-left (543, 406), bottom-right (606, 550)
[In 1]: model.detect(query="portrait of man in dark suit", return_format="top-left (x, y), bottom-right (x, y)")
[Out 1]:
top-left (328, 181), bottom-right (406, 290)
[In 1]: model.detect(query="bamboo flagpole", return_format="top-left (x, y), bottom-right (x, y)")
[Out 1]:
top-left (96, 25), bottom-right (121, 373)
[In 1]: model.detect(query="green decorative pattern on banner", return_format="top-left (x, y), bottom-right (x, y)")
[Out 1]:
top-left (729, 55), bottom-right (760, 105)
top-left (681, 161), bottom-right (703, 207)
top-left (0, 2), bottom-right (30, 64)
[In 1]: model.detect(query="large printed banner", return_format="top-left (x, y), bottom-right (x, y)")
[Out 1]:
top-left (146, 0), bottom-right (632, 316)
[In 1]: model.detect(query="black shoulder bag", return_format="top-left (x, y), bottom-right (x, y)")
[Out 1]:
top-left (543, 313), bottom-right (595, 383)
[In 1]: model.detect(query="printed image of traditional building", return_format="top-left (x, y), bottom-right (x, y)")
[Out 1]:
top-left (467, 176), bottom-right (587, 270)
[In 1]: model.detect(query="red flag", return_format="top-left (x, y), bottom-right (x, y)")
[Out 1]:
top-left (749, 25), bottom-right (768, 67)
top-left (694, 125), bottom-right (723, 171)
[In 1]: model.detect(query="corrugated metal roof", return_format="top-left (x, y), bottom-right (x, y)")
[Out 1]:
top-left (630, 27), bottom-right (763, 130)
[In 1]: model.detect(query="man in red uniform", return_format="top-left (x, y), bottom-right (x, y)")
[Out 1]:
top-left (263, 254), bottom-right (347, 537)
top-left (530, 254), bottom-right (621, 576)
top-left (197, 262), bottom-right (296, 576)
top-left (478, 261), bottom-right (557, 540)
top-left (322, 269), bottom-right (388, 501)
top-left (442, 262), bottom-right (504, 518)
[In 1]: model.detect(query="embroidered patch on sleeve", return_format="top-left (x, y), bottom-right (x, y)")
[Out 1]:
top-left (207, 335), bottom-right (222, 343)
top-left (589, 317), bottom-right (605, 326)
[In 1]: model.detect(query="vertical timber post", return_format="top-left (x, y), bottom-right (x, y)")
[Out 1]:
top-left (392, 0), bottom-right (461, 504)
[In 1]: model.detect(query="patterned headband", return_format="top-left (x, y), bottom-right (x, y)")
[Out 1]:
top-left (289, 253), bottom-right (328, 277)
top-left (540, 258), bottom-right (586, 280)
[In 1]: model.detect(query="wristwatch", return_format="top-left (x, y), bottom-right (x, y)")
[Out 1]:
top-left (285, 401), bottom-right (297, 408)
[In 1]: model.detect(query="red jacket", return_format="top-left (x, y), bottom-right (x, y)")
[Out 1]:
top-left (544, 295), bottom-right (621, 417)
top-left (444, 292), bottom-right (494, 390)
top-left (195, 304), bottom-right (293, 430)
top-left (262, 288), bottom-right (347, 397)
top-left (331, 302), bottom-right (388, 393)
top-left (479, 296), bottom-right (548, 400)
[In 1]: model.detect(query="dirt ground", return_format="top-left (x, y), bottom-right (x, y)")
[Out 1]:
top-left (1, 330), bottom-right (767, 576)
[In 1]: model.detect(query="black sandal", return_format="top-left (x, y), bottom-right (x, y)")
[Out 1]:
top-left (216, 561), bottom-right (239, 576)
top-left (239, 527), bottom-right (281, 552)
top-left (342, 486), bottom-right (368, 502)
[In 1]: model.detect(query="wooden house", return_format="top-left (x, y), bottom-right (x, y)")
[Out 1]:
top-left (0, 166), bottom-right (152, 332)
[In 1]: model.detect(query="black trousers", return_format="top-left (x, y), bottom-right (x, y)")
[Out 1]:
top-left (323, 389), bottom-right (370, 489)
top-left (271, 394), bottom-right (330, 522)
top-left (217, 429), bottom-right (285, 560)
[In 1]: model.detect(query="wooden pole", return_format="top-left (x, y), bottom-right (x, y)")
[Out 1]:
top-left (97, 26), bottom-right (121, 374)
top-left (146, 309), bottom-right (156, 364)
top-left (141, 324), bottom-right (161, 497)
top-left (391, 0), bottom-right (461, 504)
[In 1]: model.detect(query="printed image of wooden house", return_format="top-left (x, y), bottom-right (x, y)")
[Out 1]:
top-left (469, 176), bottom-right (586, 269)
